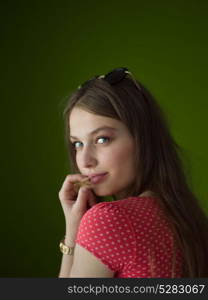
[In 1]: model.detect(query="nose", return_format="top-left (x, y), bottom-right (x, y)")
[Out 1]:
top-left (78, 144), bottom-right (98, 169)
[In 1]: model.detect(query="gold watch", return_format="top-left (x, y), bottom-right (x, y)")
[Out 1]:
top-left (59, 239), bottom-right (75, 255)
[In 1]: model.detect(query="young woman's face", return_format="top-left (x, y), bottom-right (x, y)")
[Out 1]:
top-left (69, 107), bottom-right (136, 199)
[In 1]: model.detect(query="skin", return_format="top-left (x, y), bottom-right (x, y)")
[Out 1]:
top-left (69, 107), bottom-right (137, 198)
top-left (58, 107), bottom-right (141, 277)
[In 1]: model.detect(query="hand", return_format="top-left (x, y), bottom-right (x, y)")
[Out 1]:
top-left (58, 174), bottom-right (97, 244)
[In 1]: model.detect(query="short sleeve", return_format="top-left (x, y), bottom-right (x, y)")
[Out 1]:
top-left (75, 202), bottom-right (136, 272)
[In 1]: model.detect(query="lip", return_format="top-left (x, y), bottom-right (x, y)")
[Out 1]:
top-left (88, 172), bottom-right (108, 184)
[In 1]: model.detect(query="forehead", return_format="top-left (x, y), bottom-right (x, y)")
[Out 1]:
top-left (69, 107), bottom-right (122, 130)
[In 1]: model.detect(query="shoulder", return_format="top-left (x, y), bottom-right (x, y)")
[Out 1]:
top-left (86, 201), bottom-right (121, 214)
top-left (83, 195), bottom-right (159, 218)
top-left (80, 201), bottom-right (125, 226)
top-left (75, 200), bottom-right (137, 271)
top-left (79, 196), bottom-right (162, 229)
top-left (75, 196), bottom-right (164, 276)
top-left (76, 200), bottom-right (135, 240)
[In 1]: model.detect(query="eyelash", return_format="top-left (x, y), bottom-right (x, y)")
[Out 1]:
top-left (71, 136), bottom-right (111, 150)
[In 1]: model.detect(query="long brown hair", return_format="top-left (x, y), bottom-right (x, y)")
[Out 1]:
top-left (62, 72), bottom-right (208, 277)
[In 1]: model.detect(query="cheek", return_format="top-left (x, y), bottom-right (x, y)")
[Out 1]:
top-left (75, 152), bottom-right (82, 169)
top-left (103, 142), bottom-right (135, 167)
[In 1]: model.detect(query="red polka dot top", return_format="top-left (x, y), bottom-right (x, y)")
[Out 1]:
top-left (75, 196), bottom-right (184, 278)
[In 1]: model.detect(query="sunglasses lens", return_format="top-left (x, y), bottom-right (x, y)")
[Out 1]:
top-left (78, 68), bottom-right (129, 89)
top-left (105, 67), bottom-right (129, 85)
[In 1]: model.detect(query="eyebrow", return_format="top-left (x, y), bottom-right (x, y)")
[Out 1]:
top-left (70, 126), bottom-right (117, 140)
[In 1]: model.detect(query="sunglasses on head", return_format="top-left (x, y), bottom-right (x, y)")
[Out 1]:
top-left (77, 67), bottom-right (142, 91)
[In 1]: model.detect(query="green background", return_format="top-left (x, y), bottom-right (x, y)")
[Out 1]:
top-left (1, 0), bottom-right (208, 277)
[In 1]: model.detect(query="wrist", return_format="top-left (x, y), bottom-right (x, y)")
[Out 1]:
top-left (64, 233), bottom-right (76, 247)
top-left (65, 238), bottom-right (75, 247)
top-left (65, 228), bottom-right (77, 246)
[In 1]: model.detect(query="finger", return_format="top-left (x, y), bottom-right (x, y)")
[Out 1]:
top-left (74, 187), bottom-right (98, 214)
top-left (72, 187), bottom-right (90, 214)
top-left (73, 177), bottom-right (92, 194)
top-left (87, 191), bottom-right (98, 208)
top-left (59, 174), bottom-right (89, 201)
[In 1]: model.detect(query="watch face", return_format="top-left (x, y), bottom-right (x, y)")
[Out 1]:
top-left (61, 243), bottom-right (67, 254)
top-left (60, 241), bottom-right (74, 255)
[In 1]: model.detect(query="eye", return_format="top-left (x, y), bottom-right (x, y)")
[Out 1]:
top-left (71, 141), bottom-right (83, 149)
top-left (96, 136), bottom-right (111, 144)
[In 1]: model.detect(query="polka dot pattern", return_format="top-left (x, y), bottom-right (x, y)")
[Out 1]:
top-left (75, 196), bottom-right (184, 278)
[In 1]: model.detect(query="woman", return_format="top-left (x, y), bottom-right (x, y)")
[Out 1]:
top-left (58, 67), bottom-right (208, 278)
